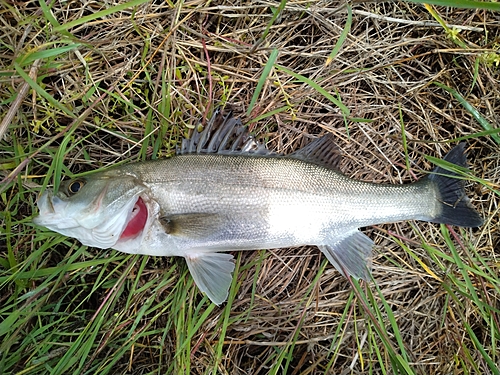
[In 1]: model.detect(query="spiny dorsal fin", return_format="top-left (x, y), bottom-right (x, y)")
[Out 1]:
top-left (179, 108), bottom-right (270, 156)
top-left (288, 133), bottom-right (342, 170)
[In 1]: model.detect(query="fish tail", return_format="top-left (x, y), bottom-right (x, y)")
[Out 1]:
top-left (427, 143), bottom-right (483, 227)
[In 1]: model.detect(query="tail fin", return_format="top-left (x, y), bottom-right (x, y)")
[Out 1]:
top-left (428, 143), bottom-right (483, 227)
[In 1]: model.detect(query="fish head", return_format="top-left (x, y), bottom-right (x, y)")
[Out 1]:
top-left (34, 172), bottom-right (150, 249)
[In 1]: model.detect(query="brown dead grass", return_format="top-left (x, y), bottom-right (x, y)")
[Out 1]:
top-left (1, 0), bottom-right (499, 374)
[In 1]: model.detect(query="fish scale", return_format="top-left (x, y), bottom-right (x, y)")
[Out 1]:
top-left (136, 154), bottom-right (436, 229)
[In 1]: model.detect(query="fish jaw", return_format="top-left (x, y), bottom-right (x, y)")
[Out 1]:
top-left (34, 190), bottom-right (79, 231)
top-left (34, 185), bottom-right (149, 249)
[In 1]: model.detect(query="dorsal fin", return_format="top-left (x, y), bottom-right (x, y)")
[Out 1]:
top-left (179, 110), bottom-right (340, 168)
top-left (288, 133), bottom-right (342, 170)
top-left (179, 109), bottom-right (270, 155)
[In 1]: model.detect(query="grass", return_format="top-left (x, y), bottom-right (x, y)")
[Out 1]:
top-left (1, 0), bottom-right (499, 374)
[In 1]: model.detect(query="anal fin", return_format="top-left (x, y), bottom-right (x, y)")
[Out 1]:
top-left (319, 230), bottom-right (373, 280)
top-left (185, 252), bottom-right (235, 305)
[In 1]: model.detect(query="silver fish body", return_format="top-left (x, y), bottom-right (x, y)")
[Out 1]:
top-left (34, 112), bottom-right (483, 304)
top-left (117, 154), bottom-right (437, 253)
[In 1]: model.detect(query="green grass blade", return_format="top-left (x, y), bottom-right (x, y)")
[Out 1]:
top-left (404, 0), bottom-right (500, 10)
top-left (275, 65), bottom-right (350, 116)
top-left (350, 278), bottom-right (416, 374)
top-left (13, 62), bottom-right (76, 118)
top-left (246, 49), bottom-right (279, 116)
top-left (54, 0), bottom-right (151, 31)
top-left (434, 81), bottom-right (500, 144)
top-left (211, 254), bottom-right (242, 373)
top-left (257, 0), bottom-right (288, 46)
top-left (463, 321), bottom-right (500, 375)
top-left (324, 290), bottom-right (356, 373)
top-left (38, 0), bottom-right (74, 38)
top-left (248, 105), bottom-right (290, 123)
top-left (326, 5), bottom-right (352, 66)
top-left (372, 280), bottom-right (412, 367)
top-left (17, 43), bottom-right (81, 67)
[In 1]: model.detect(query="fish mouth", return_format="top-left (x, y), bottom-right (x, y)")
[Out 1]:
top-left (34, 191), bottom-right (64, 225)
top-left (119, 196), bottom-right (148, 240)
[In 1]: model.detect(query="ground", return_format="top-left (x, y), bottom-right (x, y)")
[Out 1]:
top-left (0, 1), bottom-right (499, 374)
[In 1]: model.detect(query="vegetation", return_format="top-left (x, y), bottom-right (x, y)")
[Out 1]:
top-left (1, 0), bottom-right (499, 374)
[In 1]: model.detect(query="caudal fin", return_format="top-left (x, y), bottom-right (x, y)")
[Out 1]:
top-left (428, 143), bottom-right (483, 227)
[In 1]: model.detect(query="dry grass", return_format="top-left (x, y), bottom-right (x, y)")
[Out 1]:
top-left (1, 0), bottom-right (499, 374)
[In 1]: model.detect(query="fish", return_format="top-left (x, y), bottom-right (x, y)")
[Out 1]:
top-left (34, 109), bottom-right (483, 305)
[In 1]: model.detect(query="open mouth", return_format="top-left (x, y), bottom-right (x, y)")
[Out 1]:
top-left (120, 197), bottom-right (148, 239)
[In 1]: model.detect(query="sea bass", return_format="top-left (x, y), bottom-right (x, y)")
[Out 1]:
top-left (34, 110), bottom-right (483, 304)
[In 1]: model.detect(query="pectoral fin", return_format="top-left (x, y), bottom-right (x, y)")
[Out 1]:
top-left (185, 252), bottom-right (235, 305)
top-left (319, 230), bottom-right (373, 280)
top-left (160, 213), bottom-right (223, 238)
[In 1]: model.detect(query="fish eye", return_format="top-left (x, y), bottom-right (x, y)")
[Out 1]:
top-left (68, 180), bottom-right (85, 195)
